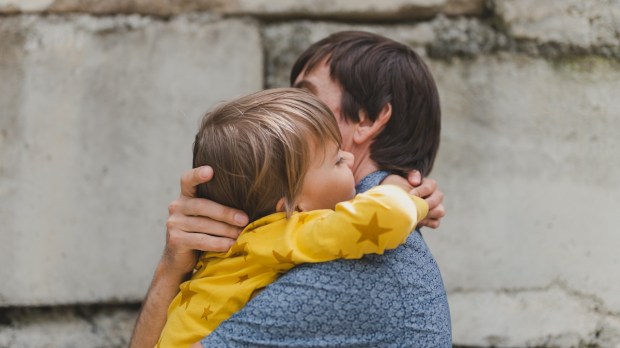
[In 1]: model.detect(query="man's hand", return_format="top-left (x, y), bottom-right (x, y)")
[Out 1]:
top-left (407, 171), bottom-right (445, 229)
top-left (164, 166), bottom-right (249, 274)
top-left (129, 166), bottom-right (249, 348)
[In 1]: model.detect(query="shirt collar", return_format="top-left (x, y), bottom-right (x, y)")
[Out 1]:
top-left (355, 171), bottom-right (391, 194)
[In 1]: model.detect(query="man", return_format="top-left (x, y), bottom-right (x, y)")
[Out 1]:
top-left (131, 31), bottom-right (450, 347)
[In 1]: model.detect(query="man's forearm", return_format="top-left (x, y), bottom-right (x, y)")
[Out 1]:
top-left (130, 260), bottom-right (190, 348)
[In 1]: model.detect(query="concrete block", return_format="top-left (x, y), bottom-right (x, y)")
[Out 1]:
top-left (263, 21), bottom-right (437, 87)
top-left (0, 15), bottom-right (262, 305)
top-left (0, 305), bottom-right (138, 347)
top-left (224, 0), bottom-right (485, 19)
top-left (425, 54), bottom-right (620, 346)
top-left (443, 0), bottom-right (485, 16)
top-left (428, 15), bottom-right (510, 59)
top-left (0, 0), bottom-right (486, 18)
top-left (0, 0), bottom-right (52, 12)
top-left (495, 0), bottom-right (620, 49)
top-left (449, 285), bottom-right (620, 347)
top-left (0, 0), bottom-right (224, 16)
top-left (220, 0), bottom-right (445, 20)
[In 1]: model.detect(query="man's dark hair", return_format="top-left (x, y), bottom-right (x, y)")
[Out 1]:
top-left (290, 31), bottom-right (441, 177)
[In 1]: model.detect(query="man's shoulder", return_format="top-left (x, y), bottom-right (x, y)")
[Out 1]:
top-left (202, 231), bottom-right (451, 348)
top-left (274, 231), bottom-right (444, 292)
top-left (280, 255), bottom-right (387, 283)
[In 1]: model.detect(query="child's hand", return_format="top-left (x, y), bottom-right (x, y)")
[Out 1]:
top-left (190, 342), bottom-right (204, 348)
top-left (406, 170), bottom-right (446, 229)
top-left (381, 174), bottom-right (413, 191)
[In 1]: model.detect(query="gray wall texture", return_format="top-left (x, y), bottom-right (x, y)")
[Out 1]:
top-left (0, 0), bottom-right (619, 347)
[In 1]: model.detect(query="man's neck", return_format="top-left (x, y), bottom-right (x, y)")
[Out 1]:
top-left (353, 154), bottom-right (379, 184)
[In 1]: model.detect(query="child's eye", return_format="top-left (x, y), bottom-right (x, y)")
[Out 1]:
top-left (336, 157), bottom-right (344, 165)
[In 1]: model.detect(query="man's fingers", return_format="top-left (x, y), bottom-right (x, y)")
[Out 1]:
top-left (178, 197), bottom-right (248, 227)
top-left (189, 232), bottom-right (236, 253)
top-left (180, 166), bottom-right (214, 197)
top-left (168, 229), bottom-right (236, 253)
top-left (175, 215), bottom-right (243, 239)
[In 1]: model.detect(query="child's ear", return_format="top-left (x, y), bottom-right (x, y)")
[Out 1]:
top-left (353, 103), bottom-right (392, 145)
top-left (275, 197), bottom-right (287, 212)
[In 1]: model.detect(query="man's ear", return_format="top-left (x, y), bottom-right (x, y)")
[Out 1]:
top-left (352, 103), bottom-right (392, 145)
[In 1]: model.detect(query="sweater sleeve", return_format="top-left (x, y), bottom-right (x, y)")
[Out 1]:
top-left (246, 185), bottom-right (428, 268)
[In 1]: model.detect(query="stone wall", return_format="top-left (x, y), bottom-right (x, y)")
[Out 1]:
top-left (1, 0), bottom-right (619, 347)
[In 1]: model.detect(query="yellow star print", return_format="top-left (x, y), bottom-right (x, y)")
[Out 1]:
top-left (352, 213), bottom-right (392, 247)
top-left (272, 250), bottom-right (295, 265)
top-left (180, 282), bottom-right (197, 310)
top-left (201, 305), bottom-right (214, 320)
top-left (231, 242), bottom-right (248, 260)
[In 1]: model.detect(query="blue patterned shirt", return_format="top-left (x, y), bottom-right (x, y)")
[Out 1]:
top-left (201, 171), bottom-right (451, 347)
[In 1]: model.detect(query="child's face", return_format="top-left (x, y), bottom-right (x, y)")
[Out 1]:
top-left (295, 141), bottom-right (356, 211)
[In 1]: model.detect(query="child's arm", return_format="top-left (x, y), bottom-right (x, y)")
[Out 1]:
top-left (382, 172), bottom-right (446, 229)
top-left (244, 185), bottom-right (427, 267)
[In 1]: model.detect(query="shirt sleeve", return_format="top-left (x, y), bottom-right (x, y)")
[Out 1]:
top-left (244, 184), bottom-right (428, 267)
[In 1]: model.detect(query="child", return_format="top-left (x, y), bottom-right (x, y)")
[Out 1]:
top-left (157, 88), bottom-right (428, 347)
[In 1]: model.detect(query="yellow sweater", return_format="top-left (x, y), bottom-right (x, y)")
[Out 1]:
top-left (157, 185), bottom-right (428, 347)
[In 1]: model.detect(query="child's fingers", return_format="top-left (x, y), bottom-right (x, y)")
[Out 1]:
top-left (416, 191), bottom-right (446, 230)
top-left (418, 217), bottom-right (441, 229)
top-left (427, 201), bottom-right (446, 220)
top-left (407, 170), bottom-right (422, 187)
top-left (423, 187), bottom-right (444, 211)
top-left (410, 177), bottom-right (437, 199)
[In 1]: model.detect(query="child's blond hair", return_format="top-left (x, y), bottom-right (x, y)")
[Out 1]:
top-left (193, 88), bottom-right (342, 221)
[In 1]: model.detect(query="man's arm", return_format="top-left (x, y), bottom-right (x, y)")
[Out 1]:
top-left (130, 259), bottom-right (191, 348)
top-left (129, 166), bottom-right (248, 348)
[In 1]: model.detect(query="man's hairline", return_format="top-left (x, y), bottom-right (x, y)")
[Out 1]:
top-left (292, 79), bottom-right (317, 95)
